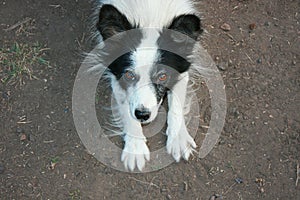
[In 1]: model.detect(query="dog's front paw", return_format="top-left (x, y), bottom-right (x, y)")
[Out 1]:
top-left (166, 127), bottom-right (196, 162)
top-left (121, 136), bottom-right (150, 171)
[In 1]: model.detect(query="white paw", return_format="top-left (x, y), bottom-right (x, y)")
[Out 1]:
top-left (166, 126), bottom-right (196, 162)
top-left (121, 136), bottom-right (150, 171)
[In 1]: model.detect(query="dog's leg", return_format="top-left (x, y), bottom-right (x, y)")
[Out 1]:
top-left (113, 91), bottom-right (150, 171)
top-left (166, 73), bottom-right (196, 162)
top-left (121, 107), bottom-right (150, 171)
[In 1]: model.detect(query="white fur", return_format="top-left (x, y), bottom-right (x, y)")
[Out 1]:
top-left (121, 135), bottom-right (150, 171)
top-left (166, 73), bottom-right (197, 161)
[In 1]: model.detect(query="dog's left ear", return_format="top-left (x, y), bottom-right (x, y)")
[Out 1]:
top-left (97, 4), bottom-right (133, 40)
top-left (168, 14), bottom-right (203, 40)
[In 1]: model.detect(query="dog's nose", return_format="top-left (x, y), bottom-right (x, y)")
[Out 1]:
top-left (135, 109), bottom-right (151, 121)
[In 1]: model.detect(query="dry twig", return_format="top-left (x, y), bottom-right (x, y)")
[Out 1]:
top-left (129, 176), bottom-right (159, 197)
top-left (4, 17), bottom-right (31, 31)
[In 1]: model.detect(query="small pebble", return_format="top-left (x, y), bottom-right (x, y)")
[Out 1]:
top-left (257, 58), bottom-right (262, 64)
top-left (264, 21), bottom-right (271, 27)
top-left (0, 165), bottom-right (4, 174)
top-left (228, 59), bottom-right (233, 66)
top-left (234, 110), bottom-right (240, 118)
top-left (218, 140), bottom-right (225, 145)
top-left (20, 134), bottom-right (27, 141)
top-left (220, 23), bottom-right (231, 31)
top-left (217, 62), bottom-right (227, 71)
top-left (16, 127), bottom-right (23, 134)
top-left (161, 188), bottom-right (167, 192)
top-left (2, 92), bottom-right (10, 100)
top-left (235, 177), bottom-right (243, 184)
top-left (27, 134), bottom-right (33, 142)
top-left (210, 194), bottom-right (223, 200)
top-left (249, 23), bottom-right (257, 30)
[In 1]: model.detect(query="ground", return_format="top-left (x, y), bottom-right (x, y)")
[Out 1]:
top-left (0, 0), bottom-right (299, 199)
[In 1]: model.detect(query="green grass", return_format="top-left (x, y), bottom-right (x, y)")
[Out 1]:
top-left (0, 42), bottom-right (49, 85)
top-left (50, 157), bottom-right (59, 164)
top-left (69, 189), bottom-right (81, 200)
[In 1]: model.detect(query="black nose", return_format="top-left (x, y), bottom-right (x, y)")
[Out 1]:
top-left (135, 109), bottom-right (151, 121)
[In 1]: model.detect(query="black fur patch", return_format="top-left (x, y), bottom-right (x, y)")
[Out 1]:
top-left (108, 52), bottom-right (133, 79)
top-left (156, 50), bottom-right (191, 73)
top-left (97, 4), bottom-right (135, 40)
top-left (155, 14), bottom-right (203, 74)
top-left (168, 14), bottom-right (203, 40)
top-left (107, 52), bottom-right (141, 91)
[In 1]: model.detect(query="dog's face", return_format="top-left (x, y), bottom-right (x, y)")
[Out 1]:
top-left (118, 64), bottom-right (171, 124)
top-left (97, 5), bottom-right (202, 124)
top-left (115, 61), bottom-right (181, 124)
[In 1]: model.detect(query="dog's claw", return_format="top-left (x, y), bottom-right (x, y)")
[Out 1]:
top-left (121, 136), bottom-right (150, 171)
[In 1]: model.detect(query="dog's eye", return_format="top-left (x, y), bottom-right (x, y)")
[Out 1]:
top-left (124, 71), bottom-right (136, 81)
top-left (158, 73), bottom-right (168, 82)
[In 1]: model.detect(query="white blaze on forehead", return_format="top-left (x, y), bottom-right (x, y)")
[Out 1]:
top-left (128, 30), bottom-right (160, 113)
top-left (131, 29), bottom-right (160, 79)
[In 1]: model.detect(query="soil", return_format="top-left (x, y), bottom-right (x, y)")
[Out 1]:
top-left (0, 0), bottom-right (299, 199)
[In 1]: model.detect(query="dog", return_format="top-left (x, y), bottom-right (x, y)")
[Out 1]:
top-left (91, 0), bottom-right (205, 171)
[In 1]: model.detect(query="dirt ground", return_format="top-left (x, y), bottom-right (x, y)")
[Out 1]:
top-left (0, 0), bottom-right (299, 199)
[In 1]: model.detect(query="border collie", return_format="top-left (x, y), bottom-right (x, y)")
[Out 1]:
top-left (92, 0), bottom-right (205, 171)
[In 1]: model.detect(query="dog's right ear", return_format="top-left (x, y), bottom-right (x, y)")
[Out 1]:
top-left (97, 5), bottom-right (133, 40)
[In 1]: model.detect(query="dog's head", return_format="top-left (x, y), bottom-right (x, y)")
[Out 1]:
top-left (97, 5), bottom-right (202, 124)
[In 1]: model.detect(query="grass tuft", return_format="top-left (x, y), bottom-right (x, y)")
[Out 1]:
top-left (69, 189), bottom-right (81, 200)
top-left (0, 42), bottom-right (50, 85)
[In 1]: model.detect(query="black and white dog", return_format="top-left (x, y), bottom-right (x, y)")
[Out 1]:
top-left (92, 0), bottom-right (205, 171)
